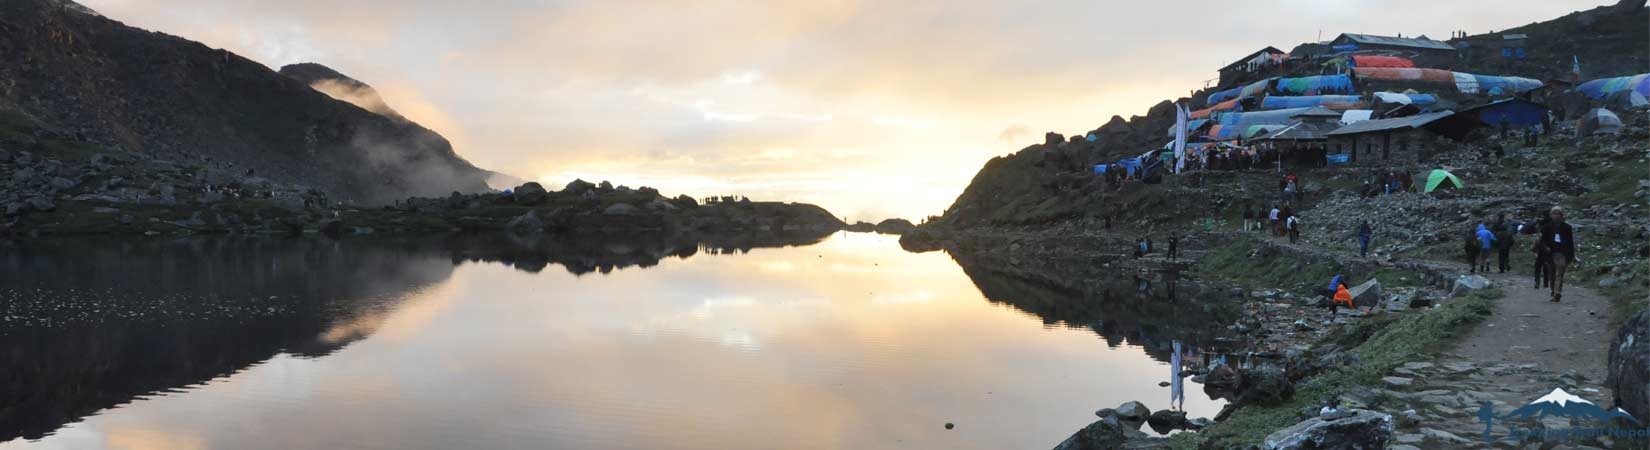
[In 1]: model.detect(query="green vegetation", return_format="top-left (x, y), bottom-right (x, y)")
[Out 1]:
top-left (1176, 289), bottom-right (1501, 449)
top-left (1197, 238), bottom-right (1339, 292)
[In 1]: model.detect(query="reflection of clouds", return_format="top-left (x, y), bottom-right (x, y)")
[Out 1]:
top-left (7, 233), bottom-right (1224, 450)
top-left (102, 427), bottom-right (206, 450)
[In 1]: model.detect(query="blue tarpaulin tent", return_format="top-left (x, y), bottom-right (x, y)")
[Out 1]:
top-left (1260, 95), bottom-right (1365, 110)
top-left (1462, 98), bottom-right (1549, 127)
top-left (1578, 74), bottom-right (1650, 100)
top-left (1275, 74), bottom-right (1353, 95)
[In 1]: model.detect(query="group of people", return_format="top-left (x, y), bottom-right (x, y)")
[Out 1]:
top-left (1238, 203), bottom-right (1301, 244)
top-left (1131, 235), bottom-right (1185, 260)
top-left (1461, 208), bottom-right (1577, 301)
top-left (1360, 170), bottom-right (1415, 197)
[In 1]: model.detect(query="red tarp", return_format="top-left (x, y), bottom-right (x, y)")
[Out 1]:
top-left (1351, 55), bottom-right (1415, 68)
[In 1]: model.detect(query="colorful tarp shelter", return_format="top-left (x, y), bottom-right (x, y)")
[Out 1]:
top-left (1260, 95), bottom-right (1367, 110)
top-left (1579, 108), bottom-right (1623, 135)
top-left (1460, 98), bottom-right (1550, 127)
top-left (1577, 74), bottom-right (1650, 99)
top-left (1191, 98), bottom-right (1242, 119)
top-left (1459, 74), bottom-right (1542, 95)
top-left (1206, 78), bottom-right (1274, 106)
top-left (1424, 169), bottom-right (1463, 193)
top-left (1373, 92), bottom-right (1438, 106)
top-left (1274, 74), bottom-right (1353, 95)
top-left (1354, 67), bottom-right (1456, 84)
top-left (1165, 118), bottom-right (1211, 138)
top-left (1349, 55), bottom-right (1415, 68)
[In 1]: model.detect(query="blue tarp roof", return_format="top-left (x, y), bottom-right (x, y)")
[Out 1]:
top-left (1275, 74), bottom-right (1354, 95)
top-left (1260, 95), bottom-right (1365, 110)
top-left (1460, 98), bottom-right (1550, 127)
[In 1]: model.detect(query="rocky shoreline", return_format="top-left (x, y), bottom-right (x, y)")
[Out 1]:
top-left (0, 148), bottom-right (848, 238)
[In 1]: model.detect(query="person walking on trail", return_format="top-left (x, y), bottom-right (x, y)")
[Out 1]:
top-left (1474, 223), bottom-right (1496, 273)
top-left (1357, 221), bottom-right (1374, 258)
top-left (1287, 215), bottom-right (1301, 244)
top-left (1493, 215), bottom-right (1516, 273)
top-left (1242, 205), bottom-right (1255, 232)
top-left (1168, 235), bottom-right (1180, 261)
top-left (1134, 238), bottom-right (1147, 259)
top-left (1540, 206), bottom-right (1576, 302)
top-left (1465, 226), bottom-right (1483, 274)
top-left (1269, 206), bottom-right (1281, 236)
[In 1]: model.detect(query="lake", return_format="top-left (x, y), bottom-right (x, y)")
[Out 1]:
top-left (0, 232), bottom-right (1226, 450)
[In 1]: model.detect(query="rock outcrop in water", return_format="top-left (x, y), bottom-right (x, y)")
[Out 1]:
top-left (0, 0), bottom-right (492, 204)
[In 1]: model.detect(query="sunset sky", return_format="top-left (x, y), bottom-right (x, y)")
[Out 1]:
top-left (80, 0), bottom-right (1601, 221)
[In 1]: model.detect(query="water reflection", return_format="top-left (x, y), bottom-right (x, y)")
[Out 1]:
top-left (0, 232), bottom-right (1224, 450)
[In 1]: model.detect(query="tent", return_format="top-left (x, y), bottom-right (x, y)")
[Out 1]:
top-left (1461, 98), bottom-right (1550, 127)
top-left (1259, 95), bottom-right (1367, 110)
top-left (1191, 98), bottom-right (1242, 119)
top-left (1275, 74), bottom-right (1354, 95)
top-left (1206, 78), bottom-right (1276, 106)
top-left (1578, 108), bottom-right (1624, 135)
top-left (1424, 169), bottom-right (1463, 193)
top-left (1373, 92), bottom-right (1438, 106)
top-left (1577, 74), bottom-right (1650, 100)
top-left (1605, 90), bottom-right (1650, 110)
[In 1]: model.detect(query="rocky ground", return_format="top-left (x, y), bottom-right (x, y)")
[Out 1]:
top-left (903, 112), bottom-right (1648, 448)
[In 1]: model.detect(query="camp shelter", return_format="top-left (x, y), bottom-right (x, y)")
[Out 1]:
top-left (1260, 95), bottom-right (1367, 110)
top-left (1206, 78), bottom-right (1276, 106)
top-left (1218, 46), bottom-right (1288, 86)
top-left (1373, 92), bottom-right (1438, 106)
top-left (1331, 33), bottom-right (1455, 53)
top-left (1456, 74), bottom-right (1542, 95)
top-left (1605, 90), bottom-right (1650, 110)
top-left (1325, 111), bottom-right (1478, 165)
top-left (1274, 74), bottom-right (1354, 95)
top-left (1341, 110), bottom-right (1374, 125)
top-left (1350, 55), bottom-right (1416, 68)
top-left (1165, 118), bottom-right (1211, 138)
top-left (1191, 98), bottom-right (1243, 119)
top-left (1460, 98), bottom-right (1550, 127)
top-left (1578, 108), bottom-right (1624, 135)
top-left (1423, 169), bottom-right (1463, 192)
top-left (1577, 74), bottom-right (1650, 100)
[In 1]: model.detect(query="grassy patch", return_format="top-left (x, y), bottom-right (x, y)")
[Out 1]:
top-left (1185, 289), bottom-right (1501, 448)
top-left (1197, 238), bottom-right (1340, 293)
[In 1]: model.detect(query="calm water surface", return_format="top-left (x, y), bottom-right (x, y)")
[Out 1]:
top-left (0, 233), bottom-right (1224, 450)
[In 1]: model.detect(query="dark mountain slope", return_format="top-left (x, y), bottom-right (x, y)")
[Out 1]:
top-left (0, 0), bottom-right (491, 204)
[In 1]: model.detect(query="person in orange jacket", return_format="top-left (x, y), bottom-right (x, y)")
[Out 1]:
top-left (1333, 283), bottom-right (1355, 309)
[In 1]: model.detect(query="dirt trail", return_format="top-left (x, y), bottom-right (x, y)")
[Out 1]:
top-left (1252, 233), bottom-right (1622, 448)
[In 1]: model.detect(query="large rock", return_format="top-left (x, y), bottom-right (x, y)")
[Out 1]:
top-left (1050, 418), bottom-right (1127, 450)
top-left (1263, 409), bottom-right (1394, 450)
top-left (564, 179), bottom-right (596, 194)
top-left (1146, 409), bottom-right (1189, 433)
top-left (513, 182), bottom-right (548, 205)
top-left (874, 218), bottom-right (916, 235)
top-left (603, 203), bottom-right (638, 216)
top-left (1236, 365), bottom-right (1295, 406)
top-left (1609, 311), bottom-right (1650, 427)
top-left (1449, 275), bottom-right (1491, 298)
top-left (506, 211), bottom-right (543, 232)
top-left (24, 196), bottom-right (54, 212)
top-left (1115, 401), bottom-right (1151, 421)
top-left (1348, 278), bottom-right (1382, 308)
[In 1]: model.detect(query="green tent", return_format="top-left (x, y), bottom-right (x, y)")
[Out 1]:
top-left (1424, 169), bottom-right (1463, 192)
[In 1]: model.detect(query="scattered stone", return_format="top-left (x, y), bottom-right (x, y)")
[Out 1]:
top-left (1263, 409), bottom-right (1394, 450)
top-left (1609, 311), bottom-right (1649, 427)
top-left (25, 196), bottom-right (54, 212)
top-left (1382, 376), bottom-right (1413, 389)
top-left (1115, 401), bottom-right (1151, 421)
top-left (944, 422), bottom-right (953, 430)
top-left (1419, 427), bottom-right (1471, 444)
top-left (1599, 276), bottom-right (1620, 288)
top-left (1450, 275), bottom-right (1491, 298)
top-left (602, 203), bottom-right (638, 215)
top-left (1051, 417), bottom-right (1126, 450)
top-left (506, 211), bottom-right (543, 232)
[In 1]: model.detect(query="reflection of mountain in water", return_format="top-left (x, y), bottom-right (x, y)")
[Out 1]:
top-left (0, 231), bottom-right (830, 442)
top-left (946, 249), bottom-right (1241, 363)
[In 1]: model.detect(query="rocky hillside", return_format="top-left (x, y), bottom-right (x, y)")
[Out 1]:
top-left (0, 0), bottom-right (493, 204)
top-left (926, 3), bottom-right (1647, 228)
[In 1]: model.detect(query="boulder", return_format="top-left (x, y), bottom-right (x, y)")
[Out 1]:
top-left (564, 179), bottom-right (596, 194)
top-left (48, 176), bottom-right (75, 190)
top-left (1115, 401), bottom-right (1151, 421)
top-left (1609, 311), bottom-right (1650, 427)
top-left (1204, 364), bottom-right (1241, 392)
top-left (513, 182), bottom-right (548, 205)
top-left (1044, 132), bottom-right (1065, 146)
top-left (603, 203), bottom-right (638, 215)
top-left (1236, 365), bottom-right (1295, 406)
top-left (1348, 278), bottom-right (1382, 308)
top-left (1449, 275), bottom-right (1490, 298)
top-left (1146, 409), bottom-right (1188, 432)
top-left (874, 218), bottom-right (916, 235)
top-left (1050, 418), bottom-right (1127, 450)
top-left (506, 211), bottom-right (543, 232)
top-left (1263, 409), bottom-right (1394, 450)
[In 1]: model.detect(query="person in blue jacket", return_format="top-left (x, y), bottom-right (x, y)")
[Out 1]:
top-left (1474, 223), bottom-right (1497, 273)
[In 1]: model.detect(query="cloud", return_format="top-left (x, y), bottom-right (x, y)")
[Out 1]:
top-left (79, 0), bottom-right (1609, 219)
